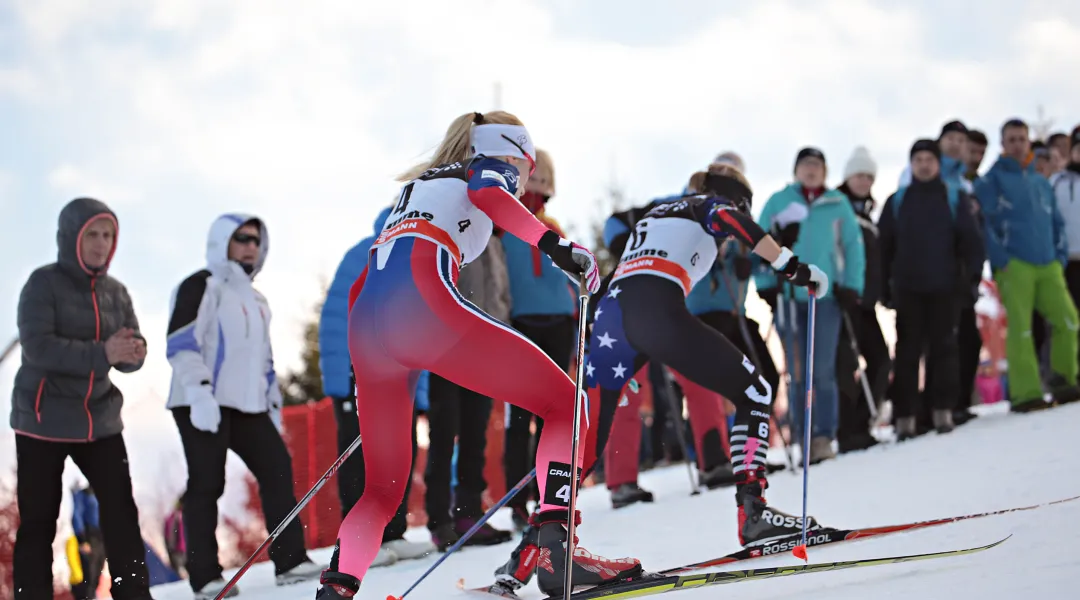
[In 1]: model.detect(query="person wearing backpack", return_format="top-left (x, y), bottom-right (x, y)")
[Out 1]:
top-left (879, 139), bottom-right (985, 439)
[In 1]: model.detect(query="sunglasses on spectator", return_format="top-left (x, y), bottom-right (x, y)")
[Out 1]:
top-left (232, 233), bottom-right (261, 247)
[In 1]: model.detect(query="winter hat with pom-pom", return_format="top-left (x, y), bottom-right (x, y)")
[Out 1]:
top-left (843, 146), bottom-right (877, 181)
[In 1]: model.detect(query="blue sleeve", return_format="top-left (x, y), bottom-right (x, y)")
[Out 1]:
top-left (467, 156), bottom-right (520, 196)
top-left (318, 241), bottom-right (371, 398)
top-left (839, 201), bottom-right (866, 294)
top-left (602, 216), bottom-right (630, 248)
top-left (753, 193), bottom-right (781, 292)
top-left (414, 371), bottom-right (430, 412)
top-left (974, 174), bottom-right (1011, 270)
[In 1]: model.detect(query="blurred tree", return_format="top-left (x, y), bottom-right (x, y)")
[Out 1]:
top-left (280, 283), bottom-right (327, 406)
top-left (566, 182), bottom-right (633, 277)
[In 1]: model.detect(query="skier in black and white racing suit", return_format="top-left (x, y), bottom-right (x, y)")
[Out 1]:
top-left (495, 166), bottom-right (832, 592)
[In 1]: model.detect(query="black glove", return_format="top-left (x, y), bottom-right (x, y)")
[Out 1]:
top-left (771, 222), bottom-right (801, 249)
top-left (758, 287), bottom-right (779, 311)
top-left (774, 252), bottom-right (828, 295)
top-left (835, 286), bottom-right (861, 312)
top-left (733, 255), bottom-right (753, 281)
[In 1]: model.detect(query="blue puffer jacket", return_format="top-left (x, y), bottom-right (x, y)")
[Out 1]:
top-left (754, 184), bottom-right (865, 303)
top-left (974, 154), bottom-right (1067, 269)
top-left (686, 245), bottom-right (764, 316)
top-left (503, 224), bottom-right (575, 319)
top-left (318, 207), bottom-right (429, 409)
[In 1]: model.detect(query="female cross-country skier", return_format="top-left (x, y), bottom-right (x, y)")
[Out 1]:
top-left (492, 163), bottom-right (830, 593)
top-left (316, 110), bottom-right (644, 599)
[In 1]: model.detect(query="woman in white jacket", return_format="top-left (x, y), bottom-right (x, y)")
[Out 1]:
top-left (165, 213), bottom-right (323, 599)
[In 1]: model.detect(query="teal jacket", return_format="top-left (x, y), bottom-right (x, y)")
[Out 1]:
top-left (686, 245), bottom-right (768, 316)
top-left (974, 154), bottom-right (1067, 269)
top-left (754, 184), bottom-right (865, 303)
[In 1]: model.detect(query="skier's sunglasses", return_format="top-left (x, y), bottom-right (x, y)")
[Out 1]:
top-left (232, 232), bottom-right (261, 247)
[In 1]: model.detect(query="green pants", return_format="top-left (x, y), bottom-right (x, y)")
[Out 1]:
top-left (994, 258), bottom-right (1079, 402)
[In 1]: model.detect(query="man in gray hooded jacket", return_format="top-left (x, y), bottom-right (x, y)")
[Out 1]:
top-left (10, 197), bottom-right (154, 600)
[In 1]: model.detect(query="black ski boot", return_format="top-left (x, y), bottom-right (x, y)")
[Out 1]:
top-left (533, 510), bottom-right (643, 597)
top-left (315, 540), bottom-right (361, 598)
top-left (736, 470), bottom-right (822, 547)
top-left (610, 482), bottom-right (654, 508)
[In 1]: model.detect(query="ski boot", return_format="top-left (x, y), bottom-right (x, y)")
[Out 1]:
top-left (316, 540), bottom-right (361, 598)
top-left (316, 572), bottom-right (361, 599)
top-left (610, 482), bottom-right (654, 508)
top-left (533, 509), bottom-right (644, 597)
top-left (736, 470), bottom-right (822, 547)
top-left (493, 519), bottom-right (541, 590)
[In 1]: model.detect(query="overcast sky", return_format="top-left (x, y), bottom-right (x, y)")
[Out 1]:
top-left (2, 0), bottom-right (1079, 514)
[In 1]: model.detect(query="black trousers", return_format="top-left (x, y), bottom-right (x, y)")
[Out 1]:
top-left (836, 306), bottom-right (891, 442)
top-left (505, 315), bottom-right (574, 511)
top-left (332, 393), bottom-right (417, 541)
top-left (173, 407), bottom-right (307, 590)
top-left (14, 433), bottom-right (150, 600)
top-left (424, 374), bottom-right (493, 529)
top-left (892, 292), bottom-right (961, 417)
top-left (695, 310), bottom-right (780, 467)
top-left (1067, 261), bottom-right (1080, 370)
top-left (593, 277), bottom-right (773, 477)
top-left (957, 305), bottom-right (982, 409)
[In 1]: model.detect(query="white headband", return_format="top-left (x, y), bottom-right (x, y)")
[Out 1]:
top-left (471, 124), bottom-right (536, 163)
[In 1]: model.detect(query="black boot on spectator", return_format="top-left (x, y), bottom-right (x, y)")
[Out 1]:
top-left (701, 463), bottom-right (739, 489)
top-left (1011, 395), bottom-right (1054, 413)
top-left (1047, 374), bottom-right (1080, 405)
top-left (455, 515), bottom-right (513, 546)
top-left (932, 409), bottom-right (955, 435)
top-left (953, 409), bottom-right (976, 427)
top-left (511, 506), bottom-right (532, 532)
top-left (610, 482), bottom-right (655, 509)
top-left (431, 523), bottom-right (461, 552)
top-left (895, 416), bottom-right (918, 441)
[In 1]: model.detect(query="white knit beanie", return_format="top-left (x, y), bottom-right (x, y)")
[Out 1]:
top-left (712, 151), bottom-right (746, 174)
top-left (843, 146), bottom-right (877, 181)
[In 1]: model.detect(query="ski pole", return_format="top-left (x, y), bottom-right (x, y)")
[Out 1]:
top-left (563, 274), bottom-right (592, 600)
top-left (657, 366), bottom-right (701, 495)
top-left (215, 434), bottom-right (363, 600)
top-left (793, 289), bottom-right (817, 562)
top-left (840, 310), bottom-right (879, 423)
top-left (392, 468), bottom-right (538, 599)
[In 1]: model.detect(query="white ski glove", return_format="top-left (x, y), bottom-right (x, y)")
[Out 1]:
top-left (772, 248), bottom-right (830, 298)
top-left (188, 384), bottom-right (221, 434)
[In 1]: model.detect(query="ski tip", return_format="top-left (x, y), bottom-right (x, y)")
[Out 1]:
top-left (792, 544), bottom-right (808, 561)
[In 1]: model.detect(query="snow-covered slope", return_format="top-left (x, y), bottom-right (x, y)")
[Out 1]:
top-left (153, 401), bottom-right (1080, 600)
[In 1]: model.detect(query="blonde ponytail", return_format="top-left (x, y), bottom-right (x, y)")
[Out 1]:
top-left (686, 171), bottom-right (708, 193)
top-left (397, 110), bottom-right (526, 182)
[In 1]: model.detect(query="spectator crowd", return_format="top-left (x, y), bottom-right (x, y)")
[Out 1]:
top-left (7, 115), bottom-right (1080, 599)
